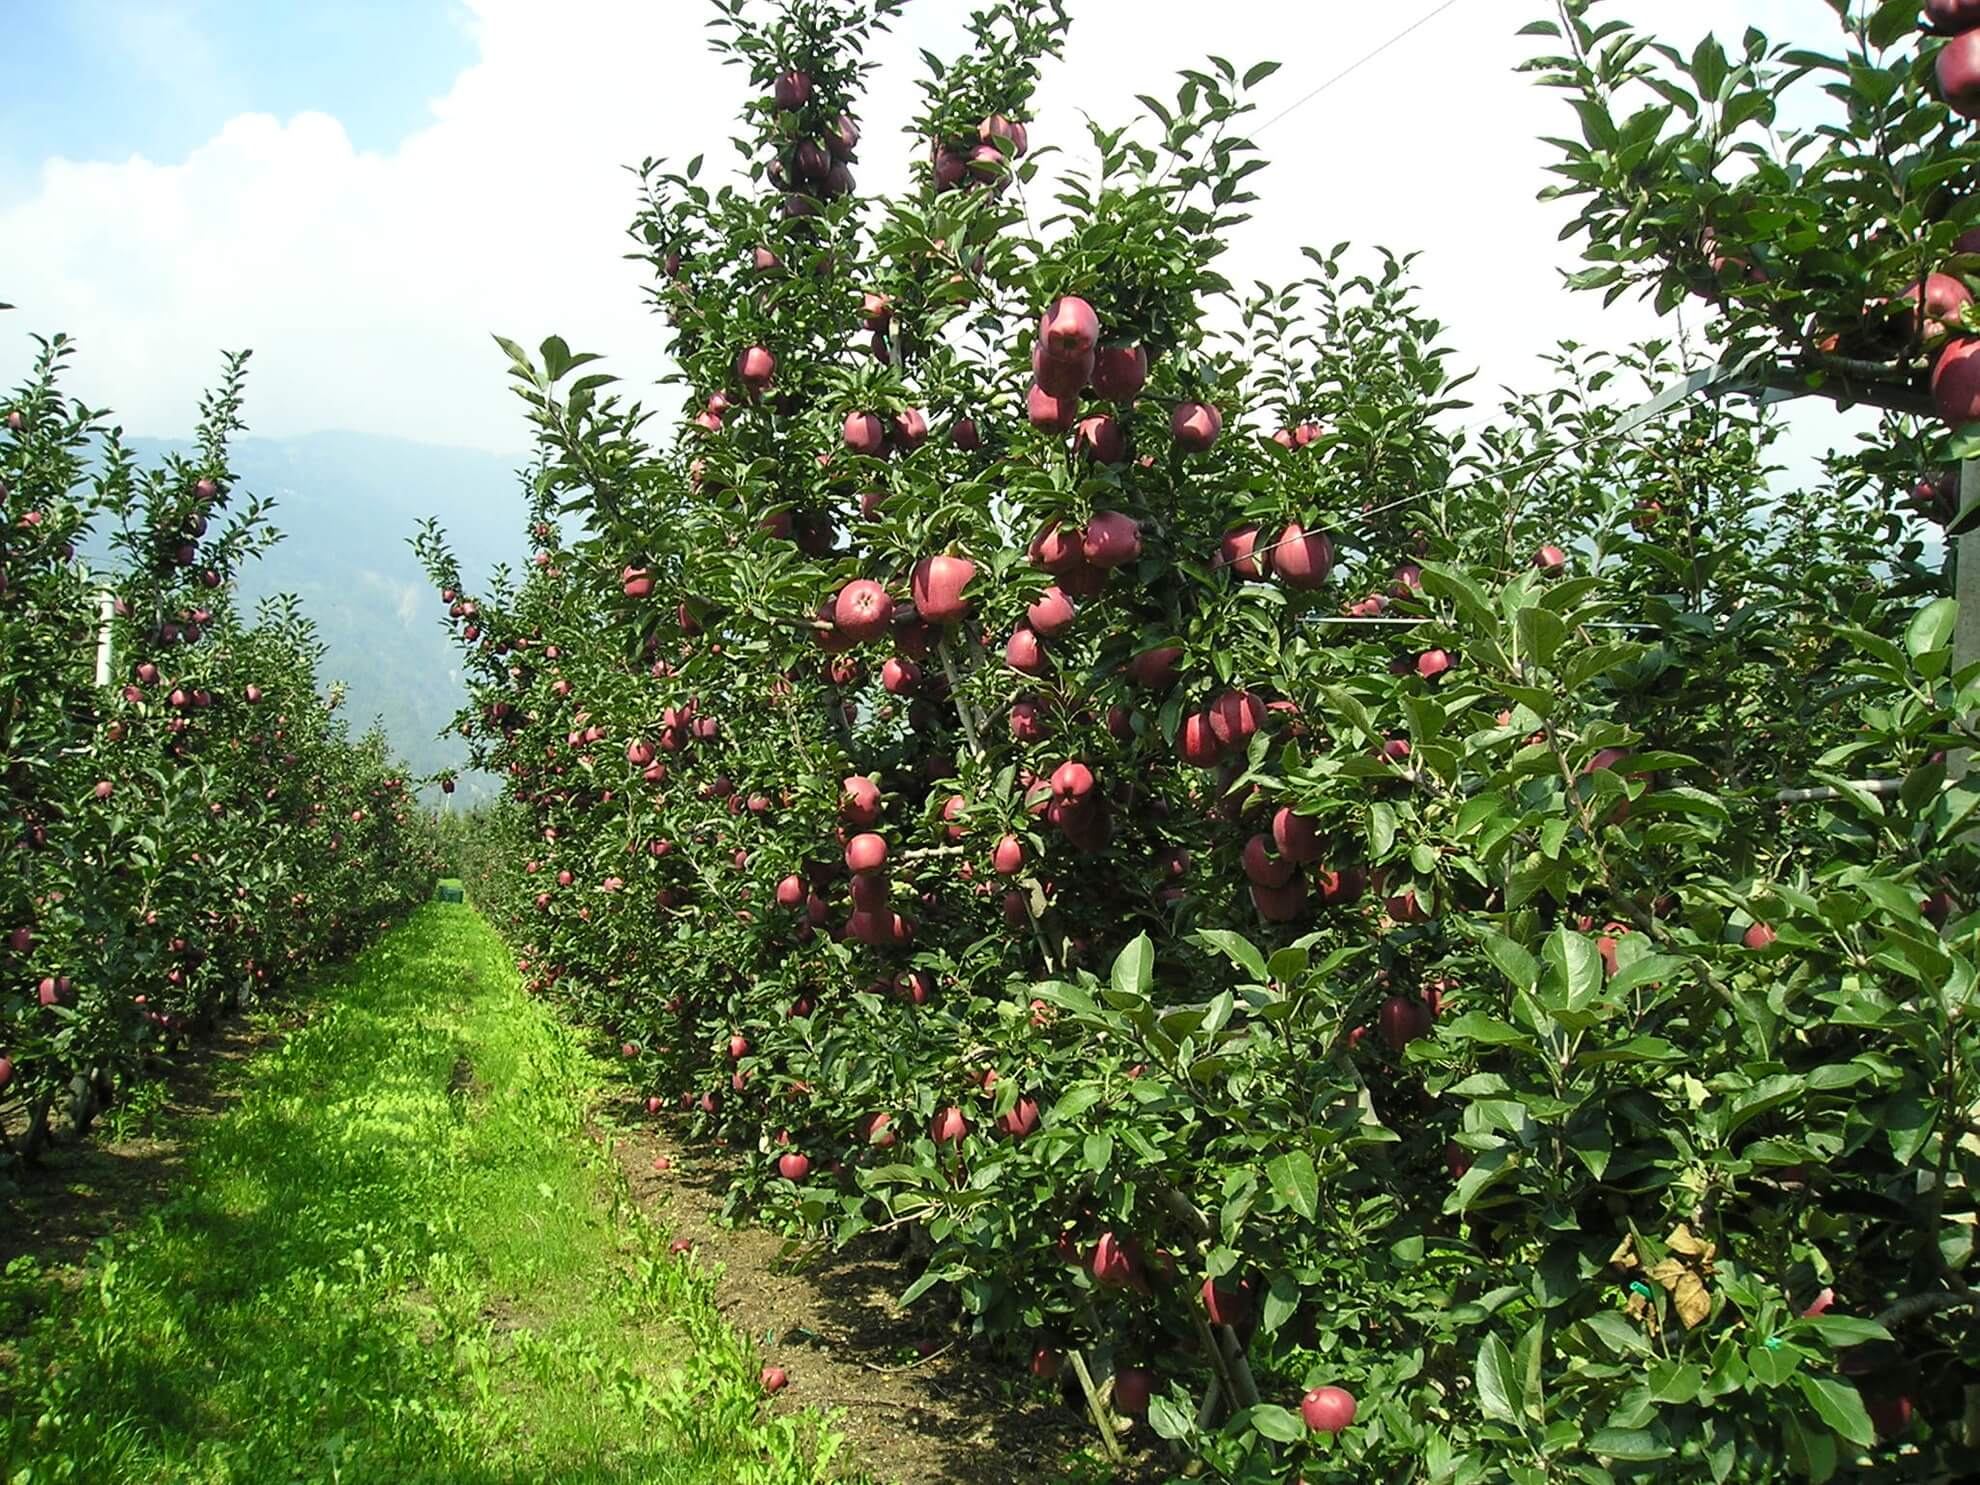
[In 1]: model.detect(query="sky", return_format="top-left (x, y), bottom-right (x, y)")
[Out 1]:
top-left (0, 0), bottom-right (1860, 463)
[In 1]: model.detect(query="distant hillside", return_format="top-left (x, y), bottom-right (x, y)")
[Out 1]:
top-left (129, 431), bottom-right (531, 805)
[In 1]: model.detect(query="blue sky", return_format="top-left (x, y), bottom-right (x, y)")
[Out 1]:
top-left (0, 0), bottom-right (472, 200)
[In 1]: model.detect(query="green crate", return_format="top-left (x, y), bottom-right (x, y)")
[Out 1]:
top-left (436, 885), bottom-right (465, 904)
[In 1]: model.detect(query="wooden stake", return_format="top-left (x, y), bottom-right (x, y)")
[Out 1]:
top-left (1953, 460), bottom-right (1980, 783)
top-left (1067, 1348), bottom-right (1126, 1461)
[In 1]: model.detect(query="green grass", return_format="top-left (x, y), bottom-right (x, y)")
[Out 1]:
top-left (0, 902), bottom-right (858, 1485)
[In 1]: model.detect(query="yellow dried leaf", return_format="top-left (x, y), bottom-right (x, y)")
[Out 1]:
top-left (1666, 1224), bottom-right (1708, 1258)
top-left (1672, 1272), bottom-right (1711, 1328)
top-left (1609, 1236), bottom-right (1638, 1271)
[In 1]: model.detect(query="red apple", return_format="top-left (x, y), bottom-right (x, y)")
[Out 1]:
top-left (1301, 1385), bottom-right (1356, 1434)
top-left (1314, 864), bottom-right (1366, 906)
top-left (1113, 1367), bottom-right (1154, 1415)
top-left (834, 579), bottom-right (894, 642)
top-left (1089, 345), bottom-right (1148, 401)
top-left (1939, 29), bottom-right (1980, 117)
top-left (1030, 1345), bottom-right (1060, 1379)
top-left (930, 1105), bottom-right (969, 1143)
top-left (1029, 521), bottom-right (1086, 573)
top-left (841, 775), bottom-right (881, 824)
top-left (843, 410), bottom-right (887, 456)
top-left (1201, 1276), bottom-right (1252, 1328)
top-left (1039, 295), bottom-right (1100, 362)
top-left (911, 553), bottom-right (975, 624)
top-left (1177, 710), bottom-right (1224, 767)
top-left (1075, 414), bottom-right (1125, 463)
top-left (1027, 381), bottom-right (1079, 432)
top-left (1897, 271), bottom-right (1973, 347)
top-left (996, 1096), bottom-right (1040, 1138)
top-left (1272, 807), bottom-right (1323, 864)
top-left (1172, 401), bottom-right (1223, 451)
top-left (622, 566), bottom-right (654, 599)
top-left (760, 1363), bottom-right (790, 1393)
top-left (1010, 700), bottom-right (1049, 742)
top-left (882, 656), bottom-right (920, 694)
top-left (1006, 625), bottom-right (1049, 675)
top-left (777, 1151), bottom-right (810, 1181)
top-left (980, 113), bottom-right (1030, 155)
top-left (991, 835), bottom-right (1025, 876)
top-left (1217, 526), bottom-right (1270, 580)
top-left (1090, 1232), bottom-right (1136, 1287)
top-left (1051, 760), bottom-right (1095, 802)
top-left (1027, 585), bottom-right (1077, 638)
top-left (1242, 834), bottom-right (1296, 888)
top-left (1930, 0), bottom-right (1980, 29)
top-left (1127, 646), bottom-right (1182, 689)
top-left (845, 833), bottom-right (888, 874)
top-left (1208, 689), bottom-right (1264, 749)
top-left (1273, 522), bottom-right (1333, 589)
top-left (1534, 544), bottom-right (1567, 571)
top-left (1250, 878), bottom-right (1307, 922)
top-left (772, 70), bottom-right (810, 109)
top-left (1933, 337), bottom-right (1980, 425)
top-left (892, 407), bottom-right (929, 451)
top-left (735, 344), bottom-right (775, 392)
top-left (1378, 995), bottom-right (1433, 1052)
top-left (1743, 921), bottom-right (1777, 950)
top-left (1416, 649), bottom-right (1454, 681)
top-left (1081, 510), bottom-right (1140, 567)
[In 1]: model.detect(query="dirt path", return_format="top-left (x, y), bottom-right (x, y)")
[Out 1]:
top-left (602, 1114), bottom-right (1164, 1485)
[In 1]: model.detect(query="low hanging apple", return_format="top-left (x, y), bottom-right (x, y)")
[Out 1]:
top-left (1300, 1385), bottom-right (1357, 1434)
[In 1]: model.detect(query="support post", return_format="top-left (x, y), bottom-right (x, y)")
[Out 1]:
top-left (1954, 461), bottom-right (1980, 783)
top-left (94, 589), bottom-right (115, 688)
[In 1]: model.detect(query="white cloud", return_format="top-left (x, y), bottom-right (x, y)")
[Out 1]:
top-left (0, 0), bottom-right (1863, 462)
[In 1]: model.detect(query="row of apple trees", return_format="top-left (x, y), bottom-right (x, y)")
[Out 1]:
top-left (2, 323), bottom-right (442, 1172)
top-left (422, 0), bottom-right (1977, 1479)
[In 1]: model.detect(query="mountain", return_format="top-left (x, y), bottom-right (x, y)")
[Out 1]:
top-left (129, 431), bottom-right (532, 804)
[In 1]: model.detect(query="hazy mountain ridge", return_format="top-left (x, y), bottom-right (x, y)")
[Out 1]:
top-left (128, 430), bottom-right (531, 803)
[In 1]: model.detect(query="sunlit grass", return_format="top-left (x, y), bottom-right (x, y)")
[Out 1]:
top-left (0, 902), bottom-right (858, 1485)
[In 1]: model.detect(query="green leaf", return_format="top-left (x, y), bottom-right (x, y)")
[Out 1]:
top-left (1587, 1428), bottom-right (1672, 1461)
top-left (1112, 933), bottom-right (1155, 998)
top-left (1584, 1311), bottom-right (1652, 1357)
top-left (1549, 927), bottom-right (1602, 1007)
top-left (1193, 929), bottom-right (1266, 982)
top-left (1082, 1133), bottom-right (1113, 1172)
top-left (1906, 597), bottom-right (1956, 663)
top-left (1477, 1333), bottom-right (1521, 1423)
top-left (1148, 1392), bottom-right (1194, 1440)
top-left (1246, 1402), bottom-right (1306, 1443)
top-left (1368, 802), bottom-right (1398, 859)
top-left (1796, 1374), bottom-right (1875, 1449)
top-left (1483, 931), bottom-right (1540, 992)
top-left (1518, 606), bottom-right (1567, 668)
top-left (1265, 1151), bottom-right (1318, 1221)
top-left (1261, 1273), bottom-right (1299, 1334)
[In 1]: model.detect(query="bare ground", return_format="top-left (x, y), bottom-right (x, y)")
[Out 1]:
top-left (597, 1112), bottom-right (1168, 1485)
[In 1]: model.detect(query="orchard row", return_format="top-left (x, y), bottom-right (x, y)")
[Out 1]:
top-left (433, 1), bottom-right (1980, 1480)
top-left (2, 337), bottom-right (439, 1164)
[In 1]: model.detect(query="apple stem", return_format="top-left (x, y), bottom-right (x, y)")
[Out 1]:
top-left (1065, 1349), bottom-right (1125, 1460)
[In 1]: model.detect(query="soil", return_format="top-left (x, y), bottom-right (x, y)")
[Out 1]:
top-left (600, 1114), bottom-right (1169, 1485)
top-left (0, 1008), bottom-right (300, 1276)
